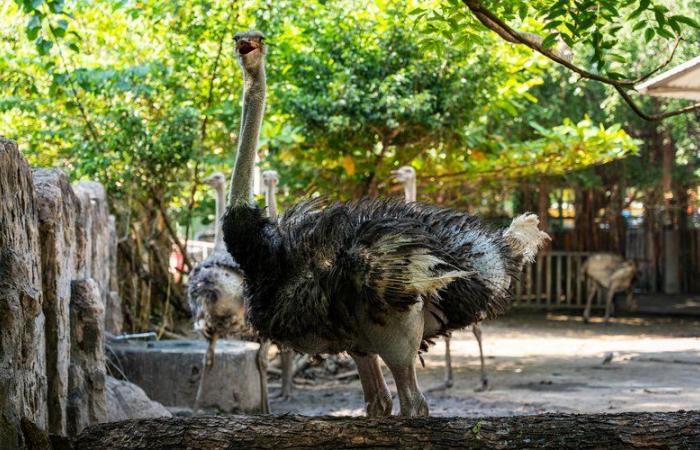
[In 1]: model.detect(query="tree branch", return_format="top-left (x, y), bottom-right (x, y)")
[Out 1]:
top-left (462, 0), bottom-right (700, 122)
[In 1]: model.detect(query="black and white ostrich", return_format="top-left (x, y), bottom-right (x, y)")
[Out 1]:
top-left (261, 169), bottom-right (295, 399)
top-left (187, 172), bottom-right (270, 413)
top-left (392, 165), bottom-right (489, 391)
top-left (223, 30), bottom-right (549, 416)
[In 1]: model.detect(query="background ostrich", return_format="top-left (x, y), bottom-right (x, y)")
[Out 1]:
top-left (391, 165), bottom-right (489, 391)
top-left (262, 169), bottom-right (295, 399)
top-left (582, 253), bottom-right (637, 323)
top-left (223, 30), bottom-right (548, 416)
top-left (187, 172), bottom-right (269, 413)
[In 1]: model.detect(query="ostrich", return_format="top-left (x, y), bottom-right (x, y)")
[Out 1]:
top-left (391, 165), bottom-right (488, 391)
top-left (187, 172), bottom-right (270, 413)
top-left (223, 30), bottom-right (549, 417)
top-left (582, 253), bottom-right (637, 323)
top-left (262, 169), bottom-right (295, 399)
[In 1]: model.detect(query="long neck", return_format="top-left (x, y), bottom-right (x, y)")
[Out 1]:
top-left (214, 184), bottom-right (226, 250)
top-left (265, 183), bottom-right (278, 219)
top-left (229, 67), bottom-right (266, 206)
top-left (404, 178), bottom-right (416, 202)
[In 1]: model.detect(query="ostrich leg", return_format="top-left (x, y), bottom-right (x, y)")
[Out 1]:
top-left (583, 281), bottom-right (597, 323)
top-left (279, 348), bottom-right (294, 399)
top-left (604, 287), bottom-right (616, 324)
top-left (385, 360), bottom-right (428, 417)
top-left (349, 352), bottom-right (392, 417)
top-left (193, 335), bottom-right (217, 412)
top-left (256, 339), bottom-right (271, 414)
top-left (472, 324), bottom-right (489, 391)
top-left (444, 334), bottom-right (453, 388)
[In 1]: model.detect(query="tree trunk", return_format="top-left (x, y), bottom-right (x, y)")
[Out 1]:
top-left (75, 411), bottom-right (700, 449)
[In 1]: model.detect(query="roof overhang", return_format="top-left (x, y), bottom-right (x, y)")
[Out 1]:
top-left (635, 55), bottom-right (700, 101)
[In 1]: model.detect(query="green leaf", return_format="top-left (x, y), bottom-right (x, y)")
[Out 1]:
top-left (48, 0), bottom-right (64, 13)
top-left (541, 33), bottom-right (558, 49)
top-left (628, 0), bottom-right (651, 20)
top-left (644, 27), bottom-right (655, 42)
top-left (672, 15), bottom-right (700, 28)
top-left (632, 21), bottom-right (646, 32)
top-left (35, 37), bottom-right (53, 55)
top-left (656, 27), bottom-right (674, 39)
top-left (53, 19), bottom-right (68, 37)
top-left (25, 14), bottom-right (41, 40)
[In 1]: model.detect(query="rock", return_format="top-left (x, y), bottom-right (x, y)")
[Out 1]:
top-left (106, 376), bottom-right (172, 422)
top-left (105, 215), bottom-right (123, 334)
top-left (0, 137), bottom-right (48, 447)
top-left (32, 168), bottom-right (80, 436)
top-left (110, 339), bottom-right (263, 413)
top-left (73, 181), bottom-right (110, 307)
top-left (67, 279), bottom-right (107, 436)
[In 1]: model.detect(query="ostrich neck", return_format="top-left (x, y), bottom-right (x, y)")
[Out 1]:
top-left (265, 183), bottom-right (278, 220)
top-left (229, 67), bottom-right (266, 207)
top-left (214, 184), bottom-right (226, 250)
top-left (404, 179), bottom-right (416, 202)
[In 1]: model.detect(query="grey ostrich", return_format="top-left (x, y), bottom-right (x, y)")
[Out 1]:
top-left (262, 169), bottom-right (295, 399)
top-left (188, 172), bottom-right (270, 413)
top-left (392, 165), bottom-right (489, 391)
top-left (223, 30), bottom-right (549, 416)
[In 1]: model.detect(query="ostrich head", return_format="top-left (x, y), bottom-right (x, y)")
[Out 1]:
top-left (391, 165), bottom-right (417, 202)
top-left (205, 172), bottom-right (226, 189)
top-left (391, 165), bottom-right (416, 185)
top-left (189, 266), bottom-right (246, 335)
top-left (261, 170), bottom-right (278, 188)
top-left (234, 30), bottom-right (266, 74)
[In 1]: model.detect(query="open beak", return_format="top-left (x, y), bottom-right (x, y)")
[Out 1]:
top-left (236, 39), bottom-right (259, 55)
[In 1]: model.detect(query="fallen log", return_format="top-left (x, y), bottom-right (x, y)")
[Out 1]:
top-left (76, 410), bottom-right (699, 449)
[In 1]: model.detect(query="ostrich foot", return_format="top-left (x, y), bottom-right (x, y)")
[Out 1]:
top-left (387, 363), bottom-right (429, 417)
top-left (474, 378), bottom-right (490, 392)
top-left (350, 352), bottom-right (392, 417)
top-left (426, 380), bottom-right (454, 392)
top-left (366, 391), bottom-right (393, 417)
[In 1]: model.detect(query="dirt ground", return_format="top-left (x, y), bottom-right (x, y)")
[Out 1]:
top-left (267, 312), bottom-right (700, 417)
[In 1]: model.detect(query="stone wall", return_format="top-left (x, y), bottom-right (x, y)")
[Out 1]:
top-left (0, 137), bottom-right (126, 445)
top-left (0, 138), bottom-right (48, 448)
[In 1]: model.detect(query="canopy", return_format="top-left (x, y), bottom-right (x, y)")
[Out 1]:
top-left (636, 55), bottom-right (700, 101)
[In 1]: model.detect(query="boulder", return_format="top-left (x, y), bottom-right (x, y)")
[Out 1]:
top-left (106, 376), bottom-right (172, 422)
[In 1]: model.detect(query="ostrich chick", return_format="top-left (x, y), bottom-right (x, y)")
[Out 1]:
top-left (188, 172), bottom-right (269, 413)
top-left (392, 165), bottom-right (489, 391)
top-left (223, 30), bottom-right (549, 417)
top-left (262, 170), bottom-right (295, 399)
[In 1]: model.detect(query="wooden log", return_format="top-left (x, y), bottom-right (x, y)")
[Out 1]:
top-left (0, 137), bottom-right (48, 447)
top-left (75, 410), bottom-right (700, 449)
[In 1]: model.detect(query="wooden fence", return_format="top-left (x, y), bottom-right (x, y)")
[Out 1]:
top-left (512, 251), bottom-right (603, 310)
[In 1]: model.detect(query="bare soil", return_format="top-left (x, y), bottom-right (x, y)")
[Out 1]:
top-left (267, 312), bottom-right (700, 417)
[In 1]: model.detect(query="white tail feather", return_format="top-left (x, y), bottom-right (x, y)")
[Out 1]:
top-left (503, 214), bottom-right (550, 263)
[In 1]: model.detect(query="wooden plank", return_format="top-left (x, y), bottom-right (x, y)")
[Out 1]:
top-left (576, 255), bottom-right (583, 306)
top-left (555, 254), bottom-right (562, 306)
top-left (535, 256), bottom-right (544, 305)
top-left (566, 254), bottom-right (573, 307)
top-left (545, 254), bottom-right (552, 306)
top-left (526, 263), bottom-right (532, 303)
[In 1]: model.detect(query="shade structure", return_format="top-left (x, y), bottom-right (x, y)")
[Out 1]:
top-left (635, 55), bottom-right (700, 101)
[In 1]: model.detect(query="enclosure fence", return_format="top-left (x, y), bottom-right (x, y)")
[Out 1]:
top-left (512, 251), bottom-right (602, 310)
